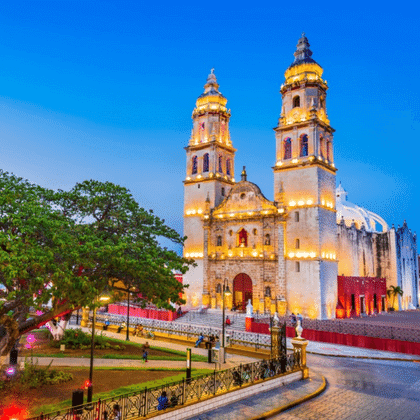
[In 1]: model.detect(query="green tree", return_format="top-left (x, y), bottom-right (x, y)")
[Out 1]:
top-left (387, 285), bottom-right (403, 310)
top-left (0, 172), bottom-right (193, 356)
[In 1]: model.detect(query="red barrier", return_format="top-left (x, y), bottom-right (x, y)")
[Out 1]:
top-left (251, 319), bottom-right (420, 356)
top-left (107, 304), bottom-right (179, 322)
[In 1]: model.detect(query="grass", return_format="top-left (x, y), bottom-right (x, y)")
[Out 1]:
top-left (34, 367), bottom-right (213, 415)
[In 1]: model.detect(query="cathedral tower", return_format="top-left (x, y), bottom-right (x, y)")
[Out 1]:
top-left (273, 34), bottom-right (338, 319)
top-left (183, 70), bottom-right (236, 306)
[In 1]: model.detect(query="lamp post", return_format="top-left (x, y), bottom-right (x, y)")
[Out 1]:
top-left (126, 289), bottom-right (130, 342)
top-left (87, 293), bottom-right (110, 403)
top-left (221, 278), bottom-right (231, 364)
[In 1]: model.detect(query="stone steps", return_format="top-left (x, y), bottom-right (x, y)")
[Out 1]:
top-left (175, 310), bottom-right (248, 331)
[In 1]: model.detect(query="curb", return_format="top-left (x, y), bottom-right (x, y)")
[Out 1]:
top-left (304, 349), bottom-right (420, 362)
top-left (250, 375), bottom-right (327, 420)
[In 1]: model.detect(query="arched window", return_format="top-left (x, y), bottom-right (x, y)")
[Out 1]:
top-left (192, 156), bottom-right (198, 174)
top-left (293, 96), bottom-right (300, 108)
top-left (265, 234), bottom-right (271, 245)
top-left (300, 134), bottom-right (308, 157)
top-left (203, 153), bottom-right (209, 172)
top-left (216, 283), bottom-right (222, 294)
top-left (218, 155), bottom-right (223, 173)
top-left (295, 238), bottom-right (300, 249)
top-left (226, 158), bottom-right (231, 176)
top-left (265, 286), bottom-right (271, 297)
top-left (283, 138), bottom-right (292, 160)
top-left (221, 187), bottom-right (225, 197)
top-left (238, 228), bottom-right (248, 247)
top-left (326, 140), bottom-right (331, 161)
top-left (319, 136), bottom-right (324, 158)
top-left (217, 236), bottom-right (222, 246)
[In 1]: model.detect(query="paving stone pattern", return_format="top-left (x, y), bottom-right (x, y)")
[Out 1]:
top-left (273, 356), bottom-right (420, 420)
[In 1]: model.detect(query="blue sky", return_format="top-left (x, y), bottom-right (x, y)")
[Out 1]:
top-left (0, 1), bottom-right (419, 254)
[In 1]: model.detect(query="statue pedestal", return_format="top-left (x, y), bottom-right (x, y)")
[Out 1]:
top-left (291, 337), bottom-right (309, 379)
top-left (245, 316), bottom-right (253, 332)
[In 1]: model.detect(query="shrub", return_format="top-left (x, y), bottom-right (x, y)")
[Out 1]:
top-left (20, 359), bottom-right (73, 388)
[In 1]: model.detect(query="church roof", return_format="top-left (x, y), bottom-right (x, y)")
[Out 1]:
top-left (336, 183), bottom-right (388, 233)
top-left (213, 175), bottom-right (276, 216)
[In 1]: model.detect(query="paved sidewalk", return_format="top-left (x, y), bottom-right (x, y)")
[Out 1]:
top-left (184, 373), bottom-right (326, 420)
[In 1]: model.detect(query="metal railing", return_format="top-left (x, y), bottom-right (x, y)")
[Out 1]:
top-left (27, 354), bottom-right (300, 420)
top-left (70, 314), bottom-right (272, 350)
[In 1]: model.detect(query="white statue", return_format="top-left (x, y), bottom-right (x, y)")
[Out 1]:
top-left (246, 299), bottom-right (253, 317)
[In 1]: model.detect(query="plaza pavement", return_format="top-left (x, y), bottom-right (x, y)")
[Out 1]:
top-left (14, 326), bottom-right (420, 419)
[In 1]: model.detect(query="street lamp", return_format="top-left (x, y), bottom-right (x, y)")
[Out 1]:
top-left (125, 286), bottom-right (137, 342)
top-left (221, 278), bottom-right (231, 364)
top-left (88, 293), bottom-right (110, 403)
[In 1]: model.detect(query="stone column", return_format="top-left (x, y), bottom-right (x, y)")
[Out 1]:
top-left (202, 225), bottom-right (210, 306)
top-left (277, 222), bottom-right (286, 301)
top-left (80, 306), bottom-right (89, 327)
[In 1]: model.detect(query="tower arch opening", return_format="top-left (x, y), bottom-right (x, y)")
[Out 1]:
top-left (300, 134), bottom-right (308, 157)
top-left (283, 138), bottom-right (292, 160)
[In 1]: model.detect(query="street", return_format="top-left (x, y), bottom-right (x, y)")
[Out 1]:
top-left (274, 354), bottom-right (420, 419)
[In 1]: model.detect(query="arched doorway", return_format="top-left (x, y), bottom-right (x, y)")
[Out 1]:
top-left (233, 273), bottom-right (252, 311)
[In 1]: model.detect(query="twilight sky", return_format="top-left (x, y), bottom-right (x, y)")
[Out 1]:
top-left (0, 1), bottom-right (419, 254)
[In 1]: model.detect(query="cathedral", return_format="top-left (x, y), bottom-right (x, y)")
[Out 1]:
top-left (182, 35), bottom-right (419, 319)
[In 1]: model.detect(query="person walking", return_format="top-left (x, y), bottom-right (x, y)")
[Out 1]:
top-left (142, 348), bottom-right (148, 363)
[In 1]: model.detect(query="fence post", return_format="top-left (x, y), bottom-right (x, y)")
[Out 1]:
top-left (213, 370), bottom-right (217, 395)
top-left (143, 387), bottom-right (148, 417)
top-left (182, 378), bottom-right (186, 405)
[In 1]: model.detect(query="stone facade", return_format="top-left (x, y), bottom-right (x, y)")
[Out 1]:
top-left (182, 35), bottom-right (418, 318)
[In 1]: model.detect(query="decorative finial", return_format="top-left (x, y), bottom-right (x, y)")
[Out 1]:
top-left (211, 68), bottom-right (215, 74)
top-left (241, 166), bottom-right (247, 181)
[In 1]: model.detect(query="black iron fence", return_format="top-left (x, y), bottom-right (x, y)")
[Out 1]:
top-left (27, 354), bottom-right (300, 420)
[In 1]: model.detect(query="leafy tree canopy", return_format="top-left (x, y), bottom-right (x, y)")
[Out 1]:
top-left (0, 172), bottom-right (193, 356)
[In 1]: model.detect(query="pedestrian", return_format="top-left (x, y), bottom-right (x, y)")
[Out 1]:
top-left (177, 306), bottom-right (182, 317)
top-left (103, 318), bottom-right (110, 331)
top-left (290, 312), bottom-right (297, 337)
top-left (195, 332), bottom-right (204, 347)
top-left (112, 404), bottom-right (121, 420)
top-left (117, 321), bottom-right (126, 334)
top-left (142, 348), bottom-right (148, 363)
top-left (225, 316), bottom-right (231, 326)
top-left (157, 391), bottom-right (168, 410)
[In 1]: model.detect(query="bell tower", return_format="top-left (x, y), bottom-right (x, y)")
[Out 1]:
top-left (183, 70), bottom-right (236, 307)
top-left (273, 34), bottom-right (338, 319)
